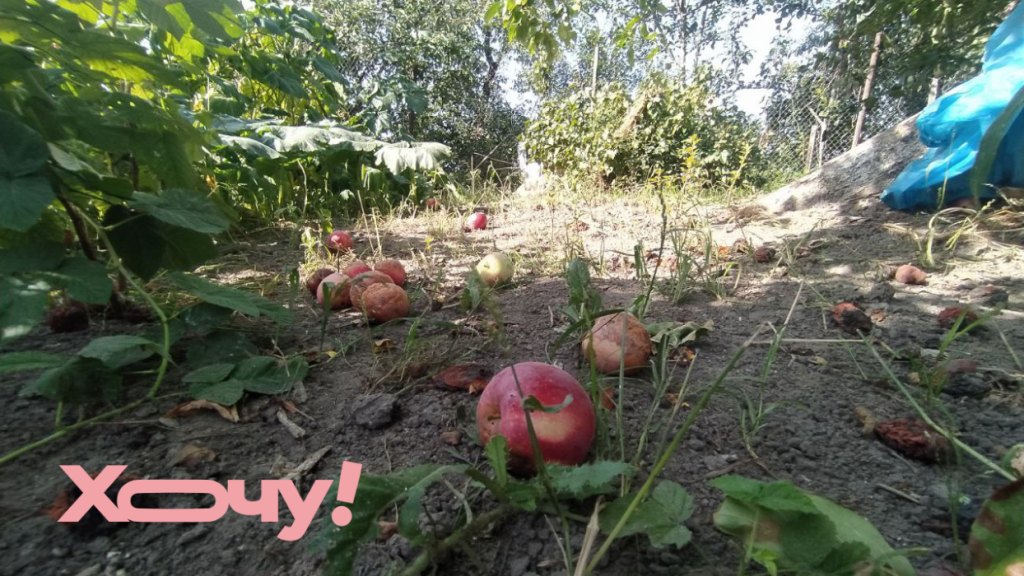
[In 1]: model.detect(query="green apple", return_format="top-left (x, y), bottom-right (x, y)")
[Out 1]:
top-left (476, 252), bottom-right (514, 287)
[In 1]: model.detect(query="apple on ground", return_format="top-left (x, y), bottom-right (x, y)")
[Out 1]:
top-left (342, 261), bottom-right (372, 278)
top-left (326, 230), bottom-right (353, 253)
top-left (476, 362), bottom-right (595, 473)
top-left (465, 211), bottom-right (487, 231)
top-left (374, 259), bottom-right (406, 286)
top-left (348, 271), bottom-right (395, 309)
top-left (305, 268), bottom-right (335, 296)
top-left (581, 313), bottom-right (651, 373)
top-left (426, 198), bottom-right (440, 210)
top-left (360, 283), bottom-right (410, 323)
top-left (316, 273), bottom-right (351, 309)
top-left (476, 252), bottom-right (514, 287)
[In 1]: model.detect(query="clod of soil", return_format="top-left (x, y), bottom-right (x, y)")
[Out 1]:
top-left (966, 285), bottom-right (1008, 307)
top-left (359, 283), bottom-right (409, 323)
top-left (353, 393), bottom-right (397, 429)
top-left (895, 264), bottom-right (927, 285)
top-left (46, 306), bottom-right (89, 333)
top-left (753, 246), bottom-right (776, 263)
top-left (874, 417), bottom-right (951, 462)
top-left (832, 302), bottom-right (873, 335)
top-left (305, 267), bottom-right (335, 296)
top-left (938, 306), bottom-right (978, 328)
top-left (581, 313), bottom-right (652, 373)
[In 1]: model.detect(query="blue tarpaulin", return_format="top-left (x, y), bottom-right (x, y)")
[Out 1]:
top-left (881, 3), bottom-right (1024, 210)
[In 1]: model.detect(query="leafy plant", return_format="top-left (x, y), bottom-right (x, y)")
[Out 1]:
top-left (968, 479), bottom-right (1024, 576)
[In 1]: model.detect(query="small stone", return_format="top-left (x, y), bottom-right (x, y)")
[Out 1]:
top-left (687, 439), bottom-right (706, 451)
top-left (942, 372), bottom-right (990, 399)
top-left (176, 524), bottom-right (209, 546)
top-left (509, 556), bottom-right (531, 576)
top-left (52, 547), bottom-right (69, 558)
top-left (866, 283), bottom-right (896, 302)
top-left (353, 393), bottom-right (397, 429)
top-left (440, 430), bottom-right (462, 446)
top-left (526, 541), bottom-right (543, 558)
top-left (74, 566), bottom-right (102, 576)
top-left (967, 285), bottom-right (1009, 307)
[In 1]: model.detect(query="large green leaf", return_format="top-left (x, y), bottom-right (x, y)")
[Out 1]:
top-left (20, 356), bottom-right (121, 404)
top-left (189, 379), bottom-right (244, 405)
top-left (37, 257), bottom-right (113, 305)
top-left (548, 461), bottom-right (635, 499)
top-left (969, 479), bottom-right (1024, 576)
top-left (78, 335), bottom-right (160, 369)
top-left (0, 110), bottom-right (48, 176)
top-left (600, 481), bottom-right (695, 548)
top-left (375, 142), bottom-right (451, 174)
top-left (226, 355), bottom-right (308, 396)
top-left (0, 351), bottom-right (67, 373)
top-left (170, 272), bottom-right (292, 325)
top-left (131, 189), bottom-right (230, 234)
top-left (0, 242), bottom-right (65, 275)
top-left (712, 476), bottom-right (915, 576)
top-left (185, 329), bottom-right (257, 367)
top-left (0, 277), bottom-right (50, 344)
top-left (103, 207), bottom-right (165, 281)
top-left (138, 0), bottom-right (243, 41)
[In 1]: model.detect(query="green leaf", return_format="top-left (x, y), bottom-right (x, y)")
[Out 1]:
top-left (710, 475), bottom-right (818, 515)
top-left (398, 465), bottom-right (467, 545)
top-left (189, 379), bottom-right (244, 405)
top-left (969, 479), bottom-right (1024, 576)
top-left (130, 189), bottom-right (230, 234)
top-left (78, 335), bottom-right (159, 369)
top-left (548, 461), bottom-right (635, 499)
top-left (38, 257), bottom-right (113, 305)
top-left (0, 277), bottom-right (50, 345)
top-left (647, 320), bottom-right (714, 350)
top-left (183, 362), bottom-right (235, 384)
top-left (104, 207), bottom-right (164, 281)
top-left (600, 481), bottom-right (695, 549)
top-left (485, 435), bottom-right (509, 487)
top-left (229, 355), bottom-right (307, 395)
top-left (0, 174), bottom-right (55, 232)
top-left (0, 111), bottom-right (48, 177)
top-left (522, 394), bottom-right (572, 413)
top-left (0, 242), bottom-right (65, 275)
top-left (21, 356), bottom-right (121, 404)
top-left (0, 351), bottom-right (66, 373)
top-left (375, 142), bottom-right (451, 174)
top-left (484, 2), bottom-right (501, 21)
top-left (170, 272), bottom-right (291, 325)
top-left (157, 223), bottom-right (218, 271)
top-left (186, 329), bottom-right (256, 367)
top-left (178, 303), bottom-right (233, 336)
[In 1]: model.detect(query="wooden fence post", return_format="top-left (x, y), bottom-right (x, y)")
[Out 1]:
top-left (805, 124), bottom-right (818, 172)
top-left (852, 32), bottom-right (884, 149)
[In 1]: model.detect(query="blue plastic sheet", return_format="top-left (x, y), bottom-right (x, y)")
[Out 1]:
top-left (881, 3), bottom-right (1024, 210)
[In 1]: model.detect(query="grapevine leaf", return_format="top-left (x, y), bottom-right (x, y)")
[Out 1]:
top-left (548, 461), bottom-right (635, 498)
top-left (131, 189), bottom-right (230, 234)
top-left (79, 335), bottom-right (160, 369)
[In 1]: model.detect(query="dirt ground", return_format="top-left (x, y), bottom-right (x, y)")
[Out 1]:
top-left (1, 185), bottom-right (1022, 576)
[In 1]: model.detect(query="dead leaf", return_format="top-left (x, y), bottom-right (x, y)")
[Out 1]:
top-left (173, 444), bottom-right (216, 468)
top-left (440, 430), bottom-right (462, 446)
top-left (669, 345), bottom-right (695, 366)
top-left (378, 520), bottom-right (399, 542)
top-left (434, 363), bottom-right (493, 394)
top-left (600, 387), bottom-right (616, 410)
top-left (854, 406), bottom-right (877, 437)
top-left (373, 338), bottom-right (394, 353)
top-left (164, 400), bottom-right (239, 423)
top-left (907, 372), bottom-right (921, 385)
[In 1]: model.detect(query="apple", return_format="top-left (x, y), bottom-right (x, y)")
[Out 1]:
top-left (325, 230), bottom-right (353, 253)
top-left (360, 283), bottom-right (410, 323)
top-left (476, 362), bottom-right (595, 473)
top-left (426, 198), bottom-right (440, 210)
top-left (465, 211), bottom-right (487, 232)
top-left (348, 271), bottom-right (395, 309)
top-left (476, 252), bottom-right (514, 287)
top-left (581, 313), bottom-right (652, 373)
top-left (316, 273), bottom-right (351, 309)
top-left (305, 268), bottom-right (335, 296)
top-left (342, 261), bottom-right (372, 278)
top-left (374, 259), bottom-right (406, 286)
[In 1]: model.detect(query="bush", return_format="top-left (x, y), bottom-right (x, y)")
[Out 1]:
top-left (522, 74), bottom-right (767, 191)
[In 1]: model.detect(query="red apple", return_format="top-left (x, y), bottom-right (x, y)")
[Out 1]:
top-left (348, 271), bottom-right (394, 309)
top-left (325, 230), bottom-right (353, 253)
top-left (316, 273), bottom-right (351, 309)
top-left (374, 259), bottom-right (406, 287)
top-left (465, 211), bottom-right (487, 232)
top-left (305, 268), bottom-right (335, 296)
top-left (476, 362), bottom-right (595, 473)
top-left (581, 313), bottom-right (652, 373)
top-left (426, 198), bottom-right (440, 210)
top-left (342, 261), bottom-right (372, 278)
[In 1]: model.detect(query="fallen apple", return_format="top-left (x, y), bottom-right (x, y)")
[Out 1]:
top-left (894, 264), bottom-right (927, 285)
top-left (360, 283), bottom-right (410, 323)
top-left (475, 252), bottom-right (514, 287)
top-left (342, 261), bottom-right (372, 278)
top-left (426, 198), bottom-right (441, 210)
top-left (465, 211), bottom-right (487, 232)
top-left (476, 362), bottom-right (595, 473)
top-left (305, 268), bottom-right (335, 296)
top-left (581, 313), bottom-right (652, 373)
top-left (316, 273), bottom-right (351, 309)
top-left (348, 271), bottom-right (395, 309)
top-left (325, 230), bottom-right (353, 253)
top-left (374, 259), bottom-right (406, 286)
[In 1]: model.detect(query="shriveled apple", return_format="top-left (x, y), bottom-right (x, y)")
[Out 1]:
top-left (348, 271), bottom-right (395, 309)
top-left (581, 313), bottom-right (652, 373)
top-left (325, 230), bottom-right (353, 253)
top-left (342, 261), bottom-right (372, 278)
top-left (476, 252), bottom-right (514, 287)
top-left (316, 273), bottom-right (351, 309)
top-left (305, 268), bottom-right (335, 296)
top-left (374, 259), bottom-right (406, 286)
top-left (360, 283), bottom-right (410, 323)
top-left (477, 362), bottom-right (595, 473)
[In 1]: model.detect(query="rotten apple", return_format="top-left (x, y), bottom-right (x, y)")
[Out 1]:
top-left (325, 230), bottom-right (353, 253)
top-left (465, 211), bottom-right (487, 232)
top-left (305, 268), bottom-right (335, 296)
top-left (342, 261), bottom-right (372, 279)
top-left (581, 313), bottom-right (652, 373)
top-left (374, 259), bottom-right (406, 286)
top-left (348, 271), bottom-right (395, 309)
top-left (476, 362), bottom-right (595, 473)
top-left (476, 252), bottom-right (514, 287)
top-left (360, 283), bottom-right (410, 323)
top-left (316, 273), bottom-right (351, 309)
